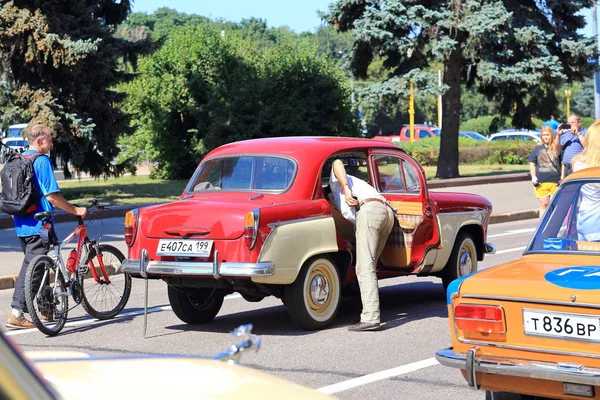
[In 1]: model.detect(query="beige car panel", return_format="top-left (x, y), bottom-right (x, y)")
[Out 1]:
top-left (35, 358), bottom-right (334, 400)
top-left (430, 211), bottom-right (487, 273)
top-left (253, 216), bottom-right (339, 284)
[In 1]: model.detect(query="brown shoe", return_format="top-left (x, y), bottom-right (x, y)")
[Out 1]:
top-left (348, 321), bottom-right (381, 332)
top-left (6, 314), bottom-right (35, 329)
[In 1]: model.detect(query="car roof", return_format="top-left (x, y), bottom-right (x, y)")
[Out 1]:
top-left (207, 136), bottom-right (404, 158)
top-left (562, 166), bottom-right (600, 182)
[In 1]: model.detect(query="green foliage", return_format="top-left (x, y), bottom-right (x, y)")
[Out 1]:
top-left (119, 25), bottom-right (358, 179)
top-left (401, 137), bottom-right (536, 167)
top-left (0, 0), bottom-right (153, 178)
top-left (323, 0), bottom-right (596, 178)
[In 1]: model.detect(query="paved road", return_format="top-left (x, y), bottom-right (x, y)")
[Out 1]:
top-left (2, 218), bottom-right (536, 399)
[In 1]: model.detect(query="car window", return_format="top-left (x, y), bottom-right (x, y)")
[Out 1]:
top-left (529, 181), bottom-right (600, 253)
top-left (417, 129), bottom-right (431, 139)
top-left (372, 154), bottom-right (421, 195)
top-left (187, 156), bottom-right (296, 193)
top-left (321, 152), bottom-right (370, 189)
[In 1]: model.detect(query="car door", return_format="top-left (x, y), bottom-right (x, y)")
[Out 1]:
top-left (370, 150), bottom-right (441, 268)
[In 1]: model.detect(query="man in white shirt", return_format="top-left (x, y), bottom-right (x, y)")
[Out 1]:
top-left (329, 159), bottom-right (395, 331)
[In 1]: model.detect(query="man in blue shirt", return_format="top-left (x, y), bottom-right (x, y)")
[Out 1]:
top-left (553, 114), bottom-right (587, 178)
top-left (6, 124), bottom-right (87, 329)
top-left (542, 114), bottom-right (560, 132)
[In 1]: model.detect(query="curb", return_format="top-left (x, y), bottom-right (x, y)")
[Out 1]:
top-left (0, 208), bottom-right (539, 291)
top-left (427, 172), bottom-right (530, 189)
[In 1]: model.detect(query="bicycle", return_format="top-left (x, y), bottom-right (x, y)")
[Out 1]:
top-left (24, 199), bottom-right (132, 336)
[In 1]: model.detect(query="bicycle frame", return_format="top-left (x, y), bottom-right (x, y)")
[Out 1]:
top-left (45, 219), bottom-right (112, 297)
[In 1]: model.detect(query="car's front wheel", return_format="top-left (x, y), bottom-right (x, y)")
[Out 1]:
top-left (285, 256), bottom-right (341, 330)
top-left (168, 286), bottom-right (225, 324)
top-left (441, 233), bottom-right (477, 291)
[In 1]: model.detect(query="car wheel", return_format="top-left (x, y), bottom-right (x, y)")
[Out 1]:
top-left (441, 233), bottom-right (477, 291)
top-left (285, 256), bottom-right (341, 330)
top-left (168, 286), bottom-right (225, 324)
top-left (485, 391), bottom-right (527, 400)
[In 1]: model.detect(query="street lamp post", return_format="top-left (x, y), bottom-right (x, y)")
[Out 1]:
top-left (409, 79), bottom-right (415, 142)
top-left (565, 89), bottom-right (572, 117)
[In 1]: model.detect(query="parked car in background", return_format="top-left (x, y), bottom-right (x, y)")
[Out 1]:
top-left (459, 131), bottom-right (488, 141)
top-left (3, 122), bottom-right (27, 139)
top-left (488, 130), bottom-right (541, 143)
top-left (372, 124), bottom-right (440, 143)
top-left (2, 137), bottom-right (29, 153)
top-left (436, 167), bottom-right (600, 399)
top-left (1, 324), bottom-right (332, 399)
top-left (122, 137), bottom-right (495, 331)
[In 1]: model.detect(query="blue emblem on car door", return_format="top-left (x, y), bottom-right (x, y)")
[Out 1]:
top-left (545, 267), bottom-right (600, 290)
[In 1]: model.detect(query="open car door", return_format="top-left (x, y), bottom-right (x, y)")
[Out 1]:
top-left (369, 151), bottom-right (441, 268)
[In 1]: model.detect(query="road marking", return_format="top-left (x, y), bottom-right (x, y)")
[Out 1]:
top-left (317, 357), bottom-right (439, 394)
top-left (5, 293), bottom-right (242, 337)
top-left (492, 246), bottom-right (526, 255)
top-left (487, 228), bottom-right (535, 239)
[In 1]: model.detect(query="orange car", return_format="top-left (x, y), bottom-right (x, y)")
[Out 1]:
top-left (436, 167), bottom-right (600, 400)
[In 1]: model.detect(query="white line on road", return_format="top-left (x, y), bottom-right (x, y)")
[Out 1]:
top-left (492, 246), bottom-right (526, 255)
top-left (5, 293), bottom-right (242, 337)
top-left (317, 357), bottom-right (439, 394)
top-left (487, 228), bottom-right (535, 239)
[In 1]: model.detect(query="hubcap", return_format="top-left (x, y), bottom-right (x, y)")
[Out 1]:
top-left (458, 246), bottom-right (473, 276)
top-left (310, 273), bottom-right (330, 305)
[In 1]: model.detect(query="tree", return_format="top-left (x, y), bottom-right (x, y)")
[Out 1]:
top-left (323, 0), bottom-right (596, 178)
top-left (119, 25), bottom-right (358, 179)
top-left (0, 0), bottom-right (152, 177)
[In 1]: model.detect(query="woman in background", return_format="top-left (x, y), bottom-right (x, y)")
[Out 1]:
top-left (572, 120), bottom-right (600, 241)
top-left (528, 126), bottom-right (561, 217)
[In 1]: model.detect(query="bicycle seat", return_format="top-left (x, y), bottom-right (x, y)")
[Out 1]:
top-left (34, 211), bottom-right (52, 221)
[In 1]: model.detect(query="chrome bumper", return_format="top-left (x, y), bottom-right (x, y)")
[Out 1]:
top-left (122, 249), bottom-right (274, 280)
top-left (484, 243), bottom-right (496, 254)
top-left (435, 348), bottom-right (600, 388)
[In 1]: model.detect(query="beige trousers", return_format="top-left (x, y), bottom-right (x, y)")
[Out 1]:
top-left (355, 201), bottom-right (395, 324)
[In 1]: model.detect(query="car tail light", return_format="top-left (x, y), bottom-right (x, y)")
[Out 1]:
top-left (244, 210), bottom-right (260, 250)
top-left (455, 304), bottom-right (505, 334)
top-left (124, 209), bottom-right (139, 246)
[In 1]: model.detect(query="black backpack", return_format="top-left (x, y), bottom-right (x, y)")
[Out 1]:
top-left (0, 152), bottom-right (45, 216)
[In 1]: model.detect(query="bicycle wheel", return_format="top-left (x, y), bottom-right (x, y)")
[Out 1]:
top-left (80, 244), bottom-right (131, 320)
top-left (24, 255), bottom-right (68, 336)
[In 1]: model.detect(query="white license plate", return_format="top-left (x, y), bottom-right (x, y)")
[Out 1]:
top-left (523, 309), bottom-right (600, 342)
top-left (157, 239), bottom-right (213, 257)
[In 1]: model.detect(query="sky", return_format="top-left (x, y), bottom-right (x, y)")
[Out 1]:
top-left (132, 1), bottom-right (599, 39)
top-left (131, 0), bottom-right (333, 33)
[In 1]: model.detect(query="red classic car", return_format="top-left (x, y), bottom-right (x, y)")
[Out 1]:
top-left (122, 137), bottom-right (494, 330)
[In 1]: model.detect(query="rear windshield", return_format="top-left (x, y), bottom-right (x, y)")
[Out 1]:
top-left (186, 156), bottom-right (296, 193)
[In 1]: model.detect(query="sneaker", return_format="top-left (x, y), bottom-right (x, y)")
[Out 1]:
top-left (6, 314), bottom-right (35, 329)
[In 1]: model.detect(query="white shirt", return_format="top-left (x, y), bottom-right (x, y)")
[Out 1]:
top-left (329, 167), bottom-right (384, 224)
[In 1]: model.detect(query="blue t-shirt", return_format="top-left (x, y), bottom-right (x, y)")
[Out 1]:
top-left (13, 150), bottom-right (60, 237)
top-left (561, 128), bottom-right (587, 165)
top-left (542, 119), bottom-right (560, 131)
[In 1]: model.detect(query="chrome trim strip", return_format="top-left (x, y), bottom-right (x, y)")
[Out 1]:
top-left (213, 249), bottom-right (220, 280)
top-left (435, 348), bottom-right (600, 386)
top-left (460, 294), bottom-right (600, 310)
top-left (122, 259), bottom-right (274, 277)
top-left (267, 214), bottom-right (330, 229)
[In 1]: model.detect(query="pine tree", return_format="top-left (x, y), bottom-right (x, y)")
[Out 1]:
top-left (324, 0), bottom-right (596, 178)
top-left (0, 0), bottom-right (152, 177)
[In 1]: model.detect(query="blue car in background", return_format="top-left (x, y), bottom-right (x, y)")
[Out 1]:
top-left (459, 131), bottom-right (487, 141)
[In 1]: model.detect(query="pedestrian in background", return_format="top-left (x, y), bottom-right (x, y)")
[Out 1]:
top-left (571, 120), bottom-right (600, 241)
top-left (529, 126), bottom-right (562, 217)
top-left (554, 113), bottom-right (586, 178)
top-left (542, 114), bottom-right (560, 132)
